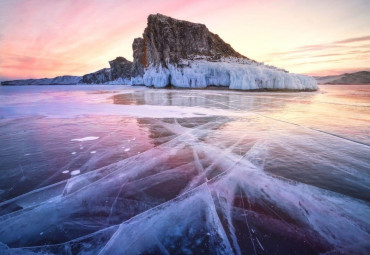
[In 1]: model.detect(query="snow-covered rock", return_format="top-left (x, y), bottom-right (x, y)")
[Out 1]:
top-left (1, 75), bottom-right (82, 86)
top-left (82, 57), bottom-right (132, 84)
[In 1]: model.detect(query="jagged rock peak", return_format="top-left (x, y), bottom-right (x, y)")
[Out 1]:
top-left (132, 13), bottom-right (248, 76)
top-left (108, 56), bottom-right (131, 67)
top-left (108, 56), bottom-right (132, 80)
top-left (82, 56), bottom-right (132, 84)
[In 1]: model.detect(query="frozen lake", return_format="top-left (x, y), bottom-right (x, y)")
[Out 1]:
top-left (0, 85), bottom-right (369, 254)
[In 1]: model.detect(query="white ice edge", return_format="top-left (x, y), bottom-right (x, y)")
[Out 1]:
top-left (130, 59), bottom-right (318, 91)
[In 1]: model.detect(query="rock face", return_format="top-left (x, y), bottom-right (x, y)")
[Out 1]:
top-left (315, 71), bottom-right (370, 84)
top-left (82, 57), bottom-right (132, 84)
top-left (132, 14), bottom-right (247, 77)
top-left (130, 14), bottom-right (317, 90)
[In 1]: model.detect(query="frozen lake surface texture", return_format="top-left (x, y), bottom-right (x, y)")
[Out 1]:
top-left (0, 85), bottom-right (369, 254)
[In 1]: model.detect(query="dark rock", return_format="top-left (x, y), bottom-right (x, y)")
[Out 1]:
top-left (82, 57), bottom-right (132, 84)
top-left (131, 38), bottom-right (146, 77)
top-left (109, 57), bottom-right (133, 80)
top-left (132, 13), bottom-right (249, 73)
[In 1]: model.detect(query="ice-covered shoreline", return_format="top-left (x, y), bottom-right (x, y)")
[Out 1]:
top-left (130, 59), bottom-right (317, 91)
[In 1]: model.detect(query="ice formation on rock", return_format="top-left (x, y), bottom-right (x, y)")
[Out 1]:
top-left (128, 14), bottom-right (317, 90)
top-left (131, 58), bottom-right (317, 90)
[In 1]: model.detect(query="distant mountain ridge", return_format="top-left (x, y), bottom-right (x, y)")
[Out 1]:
top-left (315, 71), bottom-right (370, 84)
top-left (1, 76), bottom-right (82, 86)
top-left (2, 14), bottom-right (317, 91)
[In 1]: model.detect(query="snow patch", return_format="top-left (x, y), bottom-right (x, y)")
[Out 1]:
top-left (70, 170), bottom-right (81, 176)
top-left (71, 136), bottom-right (99, 142)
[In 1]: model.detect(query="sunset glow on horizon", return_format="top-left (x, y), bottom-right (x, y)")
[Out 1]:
top-left (0, 0), bottom-right (369, 80)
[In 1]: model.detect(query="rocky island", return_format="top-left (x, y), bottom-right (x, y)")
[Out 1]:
top-left (315, 71), bottom-right (370, 85)
top-left (2, 14), bottom-right (318, 91)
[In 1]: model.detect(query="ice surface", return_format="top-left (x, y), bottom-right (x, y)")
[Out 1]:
top-left (0, 85), bottom-right (369, 254)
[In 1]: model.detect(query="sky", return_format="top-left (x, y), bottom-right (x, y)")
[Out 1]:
top-left (0, 0), bottom-right (369, 80)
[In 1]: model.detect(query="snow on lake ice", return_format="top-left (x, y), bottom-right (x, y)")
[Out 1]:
top-left (0, 85), bottom-right (369, 254)
top-left (71, 136), bottom-right (99, 142)
top-left (70, 170), bottom-right (81, 176)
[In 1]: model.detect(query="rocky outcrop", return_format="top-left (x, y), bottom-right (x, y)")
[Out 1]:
top-left (132, 14), bottom-right (247, 75)
top-left (315, 71), bottom-right (370, 84)
top-left (82, 57), bottom-right (132, 84)
top-left (130, 14), bottom-right (317, 90)
top-left (109, 57), bottom-right (133, 80)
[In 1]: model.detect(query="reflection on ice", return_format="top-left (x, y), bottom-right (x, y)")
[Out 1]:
top-left (0, 85), bottom-right (369, 254)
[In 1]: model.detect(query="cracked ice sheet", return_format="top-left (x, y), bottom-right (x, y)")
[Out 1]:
top-left (99, 184), bottom-right (233, 255)
top-left (0, 85), bottom-right (369, 254)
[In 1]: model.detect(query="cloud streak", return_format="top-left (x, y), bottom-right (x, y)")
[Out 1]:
top-left (334, 35), bottom-right (370, 44)
top-left (263, 35), bottom-right (370, 75)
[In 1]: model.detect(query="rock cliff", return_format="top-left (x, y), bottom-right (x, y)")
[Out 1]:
top-left (132, 13), bottom-right (247, 76)
top-left (129, 14), bottom-right (317, 90)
